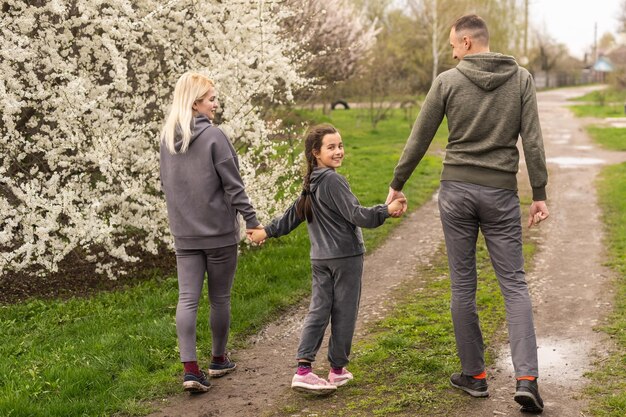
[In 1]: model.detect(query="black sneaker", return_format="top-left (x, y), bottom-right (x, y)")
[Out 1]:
top-left (514, 379), bottom-right (544, 413)
top-left (450, 372), bottom-right (489, 397)
top-left (209, 354), bottom-right (237, 377)
top-left (182, 371), bottom-right (211, 392)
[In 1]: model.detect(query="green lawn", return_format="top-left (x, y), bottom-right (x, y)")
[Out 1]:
top-left (0, 108), bottom-right (447, 416)
top-left (586, 126), bottom-right (626, 151)
top-left (569, 88), bottom-right (626, 118)
top-left (569, 88), bottom-right (626, 103)
top-left (585, 163), bottom-right (626, 417)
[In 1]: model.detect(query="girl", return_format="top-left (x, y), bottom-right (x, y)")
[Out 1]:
top-left (248, 124), bottom-right (405, 394)
top-left (160, 72), bottom-right (262, 392)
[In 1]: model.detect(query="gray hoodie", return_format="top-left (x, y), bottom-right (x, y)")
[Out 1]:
top-left (391, 52), bottom-right (548, 201)
top-left (160, 115), bottom-right (260, 249)
top-left (265, 167), bottom-right (389, 260)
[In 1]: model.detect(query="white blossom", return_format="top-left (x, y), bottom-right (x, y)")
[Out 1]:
top-left (0, 0), bottom-right (309, 278)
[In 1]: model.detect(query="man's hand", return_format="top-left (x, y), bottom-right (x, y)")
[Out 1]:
top-left (386, 187), bottom-right (408, 217)
top-left (528, 201), bottom-right (549, 228)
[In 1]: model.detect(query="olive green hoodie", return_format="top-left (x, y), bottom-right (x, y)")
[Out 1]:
top-left (390, 52), bottom-right (547, 201)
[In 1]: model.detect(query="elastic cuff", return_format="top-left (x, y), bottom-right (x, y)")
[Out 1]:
top-left (532, 187), bottom-right (546, 201)
top-left (389, 178), bottom-right (405, 192)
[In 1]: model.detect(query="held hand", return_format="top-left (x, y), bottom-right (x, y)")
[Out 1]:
top-left (247, 228), bottom-right (267, 244)
top-left (388, 197), bottom-right (407, 218)
top-left (527, 201), bottom-right (549, 228)
top-left (386, 188), bottom-right (408, 217)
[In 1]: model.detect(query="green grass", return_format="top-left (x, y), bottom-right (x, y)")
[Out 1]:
top-left (271, 198), bottom-right (538, 417)
top-left (569, 88), bottom-right (626, 118)
top-left (585, 162), bottom-right (626, 417)
top-left (0, 108), bottom-right (446, 416)
top-left (569, 88), bottom-right (626, 103)
top-left (585, 126), bottom-right (626, 151)
top-left (569, 105), bottom-right (626, 118)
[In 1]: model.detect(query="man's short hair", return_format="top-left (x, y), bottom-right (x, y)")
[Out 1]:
top-left (452, 14), bottom-right (489, 45)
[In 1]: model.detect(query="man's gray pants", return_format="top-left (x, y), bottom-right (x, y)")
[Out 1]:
top-left (175, 245), bottom-right (238, 363)
top-left (297, 255), bottom-right (363, 368)
top-left (438, 180), bottom-right (539, 378)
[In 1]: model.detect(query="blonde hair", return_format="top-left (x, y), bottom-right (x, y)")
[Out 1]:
top-left (161, 72), bottom-right (215, 154)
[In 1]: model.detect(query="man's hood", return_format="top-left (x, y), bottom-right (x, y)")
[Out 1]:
top-left (173, 115), bottom-right (212, 152)
top-left (456, 52), bottom-right (518, 91)
top-left (309, 167), bottom-right (335, 192)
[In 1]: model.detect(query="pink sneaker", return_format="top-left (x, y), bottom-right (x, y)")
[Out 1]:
top-left (291, 371), bottom-right (337, 395)
top-left (328, 368), bottom-right (353, 386)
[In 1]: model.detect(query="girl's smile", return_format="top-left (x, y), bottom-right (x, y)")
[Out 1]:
top-left (314, 133), bottom-right (344, 169)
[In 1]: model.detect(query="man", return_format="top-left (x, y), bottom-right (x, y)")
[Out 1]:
top-left (386, 14), bottom-right (548, 413)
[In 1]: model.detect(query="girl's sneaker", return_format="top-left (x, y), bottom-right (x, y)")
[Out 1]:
top-left (328, 368), bottom-right (354, 386)
top-left (208, 355), bottom-right (237, 377)
top-left (182, 371), bottom-right (211, 392)
top-left (291, 372), bottom-right (337, 395)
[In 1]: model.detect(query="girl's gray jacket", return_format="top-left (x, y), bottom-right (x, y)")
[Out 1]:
top-left (265, 167), bottom-right (389, 260)
top-left (160, 115), bottom-right (260, 249)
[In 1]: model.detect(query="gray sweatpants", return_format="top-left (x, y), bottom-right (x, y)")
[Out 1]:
top-left (297, 255), bottom-right (364, 368)
top-left (438, 181), bottom-right (538, 378)
top-left (175, 245), bottom-right (238, 363)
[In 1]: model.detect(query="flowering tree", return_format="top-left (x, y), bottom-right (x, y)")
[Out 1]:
top-left (0, 0), bottom-right (308, 278)
top-left (283, 0), bottom-right (378, 89)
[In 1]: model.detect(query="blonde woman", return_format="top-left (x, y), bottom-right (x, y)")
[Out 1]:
top-left (160, 72), bottom-right (261, 392)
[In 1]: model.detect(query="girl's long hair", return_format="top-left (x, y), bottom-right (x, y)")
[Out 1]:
top-left (161, 72), bottom-right (214, 154)
top-left (295, 123), bottom-right (338, 222)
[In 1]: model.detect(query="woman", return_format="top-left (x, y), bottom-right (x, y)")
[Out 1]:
top-left (160, 72), bottom-right (261, 392)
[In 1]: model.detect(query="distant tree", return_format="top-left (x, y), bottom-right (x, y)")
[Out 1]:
top-left (283, 0), bottom-right (377, 89)
top-left (598, 32), bottom-right (616, 52)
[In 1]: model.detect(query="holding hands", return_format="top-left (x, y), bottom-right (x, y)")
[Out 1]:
top-left (247, 225), bottom-right (267, 244)
top-left (386, 187), bottom-right (408, 218)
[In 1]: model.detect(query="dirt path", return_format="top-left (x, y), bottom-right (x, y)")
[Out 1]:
top-left (148, 85), bottom-right (625, 417)
top-left (462, 85), bottom-right (626, 417)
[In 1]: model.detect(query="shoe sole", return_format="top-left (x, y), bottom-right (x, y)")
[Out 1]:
top-left (450, 381), bottom-right (489, 398)
top-left (330, 377), bottom-right (352, 387)
top-left (291, 383), bottom-right (337, 395)
top-left (183, 381), bottom-right (211, 392)
top-left (514, 392), bottom-right (543, 413)
top-left (209, 363), bottom-right (237, 378)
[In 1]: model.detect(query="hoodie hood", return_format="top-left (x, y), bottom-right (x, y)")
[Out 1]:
top-left (309, 167), bottom-right (335, 192)
top-left (456, 52), bottom-right (518, 91)
top-left (173, 115), bottom-right (213, 152)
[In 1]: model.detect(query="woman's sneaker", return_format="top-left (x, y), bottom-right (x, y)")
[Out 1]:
top-left (208, 355), bottom-right (237, 377)
top-left (291, 372), bottom-right (337, 395)
top-left (328, 368), bottom-right (354, 387)
top-left (182, 371), bottom-right (211, 392)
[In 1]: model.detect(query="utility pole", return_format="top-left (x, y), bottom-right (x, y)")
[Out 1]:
top-left (523, 0), bottom-right (528, 59)
top-left (593, 21), bottom-right (598, 63)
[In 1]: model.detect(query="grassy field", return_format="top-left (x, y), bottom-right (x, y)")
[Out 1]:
top-left (271, 197), bottom-right (538, 416)
top-left (569, 88), bottom-right (626, 118)
top-left (585, 163), bottom-right (626, 417)
top-left (585, 126), bottom-right (626, 151)
top-left (0, 108), bottom-right (447, 417)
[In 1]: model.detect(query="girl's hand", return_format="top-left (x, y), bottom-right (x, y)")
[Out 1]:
top-left (387, 197), bottom-right (407, 217)
top-left (247, 228), bottom-right (267, 244)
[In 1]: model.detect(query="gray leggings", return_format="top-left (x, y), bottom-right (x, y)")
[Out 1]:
top-left (175, 245), bottom-right (238, 363)
top-left (438, 181), bottom-right (538, 377)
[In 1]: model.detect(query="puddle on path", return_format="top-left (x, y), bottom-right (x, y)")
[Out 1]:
top-left (495, 338), bottom-right (593, 387)
top-left (546, 156), bottom-right (605, 167)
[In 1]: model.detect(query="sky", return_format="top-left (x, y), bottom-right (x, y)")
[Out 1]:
top-left (530, 0), bottom-right (623, 59)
